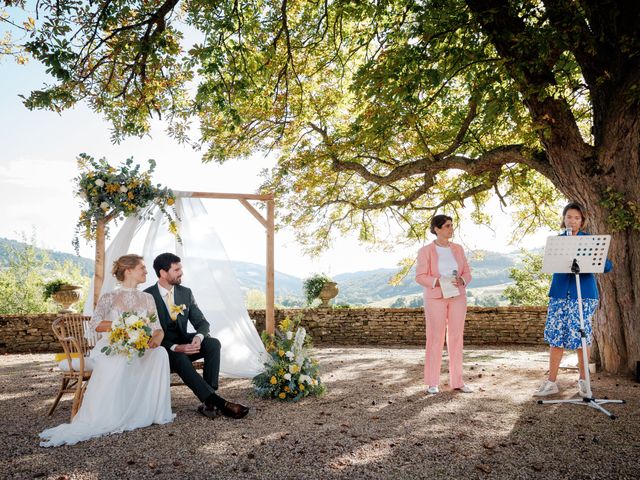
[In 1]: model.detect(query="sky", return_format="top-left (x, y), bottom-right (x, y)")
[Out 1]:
top-left (0, 52), bottom-right (556, 279)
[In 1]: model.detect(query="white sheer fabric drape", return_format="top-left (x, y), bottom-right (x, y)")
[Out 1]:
top-left (84, 197), bottom-right (267, 377)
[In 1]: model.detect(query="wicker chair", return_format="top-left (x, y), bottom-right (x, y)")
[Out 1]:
top-left (48, 314), bottom-right (97, 419)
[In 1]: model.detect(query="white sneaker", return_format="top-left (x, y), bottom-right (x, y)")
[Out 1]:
top-left (455, 384), bottom-right (473, 393)
top-left (577, 379), bottom-right (590, 398)
top-left (533, 380), bottom-right (559, 397)
top-left (427, 386), bottom-right (439, 394)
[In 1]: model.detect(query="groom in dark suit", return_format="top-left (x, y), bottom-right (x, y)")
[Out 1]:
top-left (145, 252), bottom-right (249, 419)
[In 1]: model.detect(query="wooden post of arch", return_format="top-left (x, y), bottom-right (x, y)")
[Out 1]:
top-left (92, 213), bottom-right (116, 310)
top-left (92, 192), bottom-right (276, 334)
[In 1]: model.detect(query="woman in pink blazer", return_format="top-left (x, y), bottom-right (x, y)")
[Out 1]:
top-left (415, 215), bottom-right (473, 394)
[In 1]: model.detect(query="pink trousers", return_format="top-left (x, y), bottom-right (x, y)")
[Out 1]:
top-left (423, 294), bottom-right (467, 389)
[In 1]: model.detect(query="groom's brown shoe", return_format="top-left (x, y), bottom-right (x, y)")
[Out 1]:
top-left (219, 401), bottom-right (249, 419)
top-left (197, 403), bottom-right (220, 419)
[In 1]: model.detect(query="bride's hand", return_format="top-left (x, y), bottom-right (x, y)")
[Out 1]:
top-left (148, 330), bottom-right (163, 349)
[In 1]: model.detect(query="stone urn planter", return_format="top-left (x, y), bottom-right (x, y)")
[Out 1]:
top-left (318, 281), bottom-right (339, 308)
top-left (51, 284), bottom-right (83, 313)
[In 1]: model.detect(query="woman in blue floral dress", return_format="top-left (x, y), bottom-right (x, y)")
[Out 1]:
top-left (533, 203), bottom-right (612, 398)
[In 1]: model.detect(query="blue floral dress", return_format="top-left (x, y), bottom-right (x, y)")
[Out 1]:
top-left (544, 297), bottom-right (598, 349)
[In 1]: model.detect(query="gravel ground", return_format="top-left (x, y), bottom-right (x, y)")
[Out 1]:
top-left (1, 346), bottom-right (639, 480)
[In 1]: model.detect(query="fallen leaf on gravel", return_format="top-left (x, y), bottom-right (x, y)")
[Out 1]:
top-left (482, 441), bottom-right (496, 449)
top-left (475, 463), bottom-right (491, 473)
top-left (148, 461), bottom-right (157, 469)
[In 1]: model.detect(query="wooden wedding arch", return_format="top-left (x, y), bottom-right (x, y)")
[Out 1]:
top-left (92, 191), bottom-right (276, 334)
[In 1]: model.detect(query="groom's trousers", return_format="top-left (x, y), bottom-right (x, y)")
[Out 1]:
top-left (166, 337), bottom-right (221, 402)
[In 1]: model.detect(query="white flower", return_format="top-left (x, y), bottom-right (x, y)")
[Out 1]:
top-left (284, 373), bottom-right (291, 381)
top-left (288, 364), bottom-right (300, 374)
top-left (286, 331), bottom-right (293, 340)
top-left (100, 201), bottom-right (109, 211)
top-left (299, 374), bottom-right (312, 384)
top-left (285, 351), bottom-right (294, 360)
top-left (128, 329), bottom-right (141, 343)
top-left (124, 314), bottom-right (140, 326)
top-left (94, 179), bottom-right (105, 187)
top-left (119, 185), bottom-right (128, 193)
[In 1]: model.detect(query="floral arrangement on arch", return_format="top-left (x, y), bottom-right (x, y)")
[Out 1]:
top-left (253, 316), bottom-right (326, 401)
top-left (73, 153), bottom-right (179, 253)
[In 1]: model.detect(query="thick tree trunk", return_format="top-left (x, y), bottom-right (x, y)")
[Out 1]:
top-left (594, 226), bottom-right (640, 375)
top-left (548, 102), bottom-right (640, 375)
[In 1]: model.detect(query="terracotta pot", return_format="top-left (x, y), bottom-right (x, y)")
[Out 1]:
top-left (318, 281), bottom-right (339, 308)
top-left (51, 285), bottom-right (82, 313)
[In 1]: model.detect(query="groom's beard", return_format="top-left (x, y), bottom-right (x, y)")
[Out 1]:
top-left (168, 277), bottom-right (182, 286)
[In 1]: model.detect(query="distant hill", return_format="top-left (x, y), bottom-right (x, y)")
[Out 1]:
top-left (0, 237), bottom-right (527, 305)
top-left (333, 250), bottom-right (518, 305)
top-left (0, 237), bottom-right (94, 276)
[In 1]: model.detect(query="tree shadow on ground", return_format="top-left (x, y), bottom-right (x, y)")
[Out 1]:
top-left (2, 348), bottom-right (638, 480)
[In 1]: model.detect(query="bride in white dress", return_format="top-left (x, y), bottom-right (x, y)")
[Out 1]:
top-left (40, 254), bottom-right (174, 447)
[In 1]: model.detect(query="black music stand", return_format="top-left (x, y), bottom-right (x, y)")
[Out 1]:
top-left (539, 234), bottom-right (625, 419)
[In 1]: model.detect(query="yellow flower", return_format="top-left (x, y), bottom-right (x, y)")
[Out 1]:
top-left (270, 376), bottom-right (277, 385)
top-left (289, 364), bottom-right (299, 374)
top-left (299, 384), bottom-right (305, 391)
top-left (106, 183), bottom-right (119, 193)
top-left (278, 369), bottom-right (285, 376)
top-left (278, 349), bottom-right (285, 357)
top-left (278, 392), bottom-right (286, 399)
top-left (167, 197), bottom-right (175, 206)
top-left (284, 386), bottom-right (290, 392)
top-left (170, 303), bottom-right (186, 320)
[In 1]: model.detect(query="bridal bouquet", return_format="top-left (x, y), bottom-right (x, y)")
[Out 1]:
top-left (253, 316), bottom-right (326, 402)
top-left (101, 311), bottom-right (158, 359)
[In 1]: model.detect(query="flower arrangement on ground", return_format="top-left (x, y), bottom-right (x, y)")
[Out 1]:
top-left (73, 153), bottom-right (179, 253)
top-left (253, 317), bottom-right (326, 401)
top-left (101, 311), bottom-right (158, 360)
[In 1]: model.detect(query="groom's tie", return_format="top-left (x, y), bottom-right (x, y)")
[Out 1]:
top-left (166, 289), bottom-right (177, 321)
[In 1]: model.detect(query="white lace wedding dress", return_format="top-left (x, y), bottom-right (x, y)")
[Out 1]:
top-left (40, 288), bottom-right (174, 447)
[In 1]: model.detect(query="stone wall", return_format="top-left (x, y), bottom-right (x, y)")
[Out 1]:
top-left (248, 306), bottom-right (547, 346)
top-left (0, 314), bottom-right (61, 354)
top-left (0, 307), bottom-right (548, 354)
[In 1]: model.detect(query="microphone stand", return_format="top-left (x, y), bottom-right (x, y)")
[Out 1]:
top-left (538, 258), bottom-right (625, 419)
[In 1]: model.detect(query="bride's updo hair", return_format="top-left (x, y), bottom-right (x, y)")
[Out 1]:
top-left (112, 254), bottom-right (144, 281)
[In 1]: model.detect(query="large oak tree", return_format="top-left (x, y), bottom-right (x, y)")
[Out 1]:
top-left (6, 0), bottom-right (639, 373)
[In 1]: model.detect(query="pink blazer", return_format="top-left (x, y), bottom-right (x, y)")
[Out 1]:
top-left (415, 242), bottom-right (472, 299)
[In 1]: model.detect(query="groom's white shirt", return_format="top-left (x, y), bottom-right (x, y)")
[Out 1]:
top-left (156, 282), bottom-right (204, 351)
